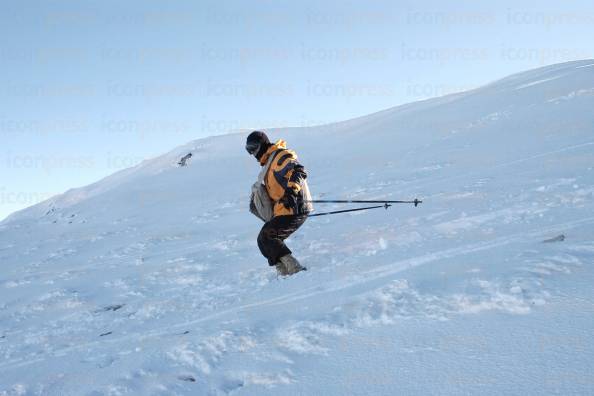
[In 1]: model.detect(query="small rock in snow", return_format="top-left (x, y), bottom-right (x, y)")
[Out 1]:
top-left (542, 234), bottom-right (565, 243)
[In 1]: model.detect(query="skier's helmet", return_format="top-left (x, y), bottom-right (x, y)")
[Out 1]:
top-left (245, 131), bottom-right (270, 158)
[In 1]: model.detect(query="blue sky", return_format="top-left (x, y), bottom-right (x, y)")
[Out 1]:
top-left (1, 0), bottom-right (594, 220)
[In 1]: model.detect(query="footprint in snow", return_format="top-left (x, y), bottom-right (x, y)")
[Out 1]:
top-left (220, 378), bottom-right (244, 393)
top-left (94, 304), bottom-right (125, 313)
top-left (178, 374), bottom-right (197, 382)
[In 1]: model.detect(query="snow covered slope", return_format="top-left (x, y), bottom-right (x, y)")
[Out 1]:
top-left (2, 60), bottom-right (594, 395)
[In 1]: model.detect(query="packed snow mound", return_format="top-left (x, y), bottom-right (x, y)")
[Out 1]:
top-left (1, 60), bottom-right (594, 395)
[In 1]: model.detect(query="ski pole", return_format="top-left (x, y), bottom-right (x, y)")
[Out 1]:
top-left (308, 203), bottom-right (392, 218)
top-left (308, 198), bottom-right (423, 207)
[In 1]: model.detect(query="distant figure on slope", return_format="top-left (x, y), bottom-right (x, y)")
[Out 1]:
top-left (178, 152), bottom-right (192, 167)
top-left (246, 131), bottom-right (313, 276)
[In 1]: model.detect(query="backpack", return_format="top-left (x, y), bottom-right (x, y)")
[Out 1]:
top-left (249, 151), bottom-right (277, 222)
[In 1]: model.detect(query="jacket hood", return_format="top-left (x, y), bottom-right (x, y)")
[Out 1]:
top-left (259, 139), bottom-right (290, 165)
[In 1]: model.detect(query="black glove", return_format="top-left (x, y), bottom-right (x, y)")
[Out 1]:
top-left (282, 164), bottom-right (307, 211)
top-left (291, 165), bottom-right (307, 183)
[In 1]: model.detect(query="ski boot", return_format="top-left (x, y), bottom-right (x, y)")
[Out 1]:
top-left (277, 254), bottom-right (307, 276)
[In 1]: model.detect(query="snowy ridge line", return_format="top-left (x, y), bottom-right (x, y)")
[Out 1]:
top-left (2, 216), bottom-right (593, 372)
top-left (399, 140), bottom-right (594, 192)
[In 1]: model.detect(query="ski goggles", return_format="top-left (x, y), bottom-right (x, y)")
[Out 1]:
top-left (245, 141), bottom-right (261, 156)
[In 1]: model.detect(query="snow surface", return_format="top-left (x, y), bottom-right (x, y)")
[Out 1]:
top-left (2, 59), bottom-right (594, 395)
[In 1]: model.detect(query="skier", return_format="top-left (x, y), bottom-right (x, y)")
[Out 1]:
top-left (178, 152), bottom-right (192, 167)
top-left (246, 131), bottom-right (313, 276)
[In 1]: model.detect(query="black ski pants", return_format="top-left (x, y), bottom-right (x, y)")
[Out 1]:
top-left (257, 214), bottom-right (307, 266)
